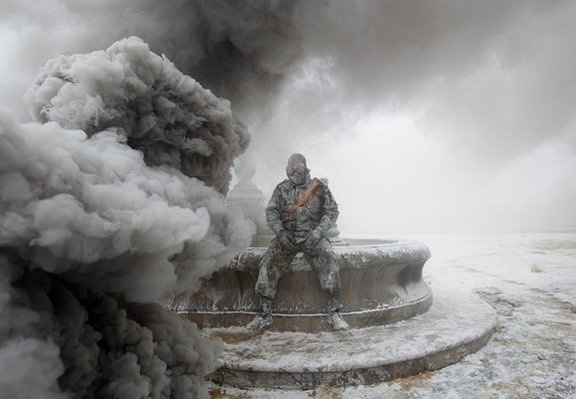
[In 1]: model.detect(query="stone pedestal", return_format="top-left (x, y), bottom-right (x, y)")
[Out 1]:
top-left (164, 234), bottom-right (495, 390)
top-left (206, 289), bottom-right (496, 389)
top-left (227, 154), bottom-right (271, 238)
top-left (167, 239), bottom-right (433, 332)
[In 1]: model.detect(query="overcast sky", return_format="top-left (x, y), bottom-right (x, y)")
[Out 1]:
top-left (1, 0), bottom-right (575, 234)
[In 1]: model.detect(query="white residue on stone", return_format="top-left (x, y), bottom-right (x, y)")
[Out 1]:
top-left (207, 233), bottom-right (576, 398)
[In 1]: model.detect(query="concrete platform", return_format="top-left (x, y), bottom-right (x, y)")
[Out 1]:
top-left (206, 288), bottom-right (496, 389)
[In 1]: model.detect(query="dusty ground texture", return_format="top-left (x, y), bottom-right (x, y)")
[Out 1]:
top-left (207, 233), bottom-right (576, 398)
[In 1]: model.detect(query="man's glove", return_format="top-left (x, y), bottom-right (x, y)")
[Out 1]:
top-left (304, 228), bottom-right (324, 254)
top-left (276, 230), bottom-right (296, 251)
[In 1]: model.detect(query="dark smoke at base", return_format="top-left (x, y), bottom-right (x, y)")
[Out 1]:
top-left (1, 263), bottom-right (222, 399)
top-left (0, 38), bottom-right (253, 398)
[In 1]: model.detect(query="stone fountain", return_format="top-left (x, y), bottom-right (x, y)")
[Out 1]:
top-left (164, 155), bottom-right (496, 389)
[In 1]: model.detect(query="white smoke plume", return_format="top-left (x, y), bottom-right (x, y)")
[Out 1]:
top-left (0, 36), bottom-right (254, 398)
top-left (24, 36), bottom-right (250, 194)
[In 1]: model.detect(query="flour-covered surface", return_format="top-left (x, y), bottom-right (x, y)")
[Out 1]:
top-left (207, 233), bottom-right (576, 398)
top-left (206, 290), bottom-right (494, 374)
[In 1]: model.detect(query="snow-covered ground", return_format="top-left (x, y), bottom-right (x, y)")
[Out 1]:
top-left (207, 233), bottom-right (576, 398)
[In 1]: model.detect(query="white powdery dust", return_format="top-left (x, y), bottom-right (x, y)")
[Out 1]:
top-left (24, 36), bottom-right (250, 194)
top-left (208, 233), bottom-right (576, 398)
top-left (0, 57), bottom-right (253, 397)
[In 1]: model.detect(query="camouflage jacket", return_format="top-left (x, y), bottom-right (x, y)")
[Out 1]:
top-left (265, 178), bottom-right (339, 239)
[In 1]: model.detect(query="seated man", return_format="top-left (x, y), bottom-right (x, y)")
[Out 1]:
top-left (247, 153), bottom-right (349, 331)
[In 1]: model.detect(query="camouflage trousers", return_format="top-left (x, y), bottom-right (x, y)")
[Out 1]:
top-left (255, 237), bottom-right (341, 300)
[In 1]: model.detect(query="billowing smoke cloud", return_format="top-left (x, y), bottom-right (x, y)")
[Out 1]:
top-left (0, 36), bottom-right (253, 398)
top-left (24, 36), bottom-right (250, 194)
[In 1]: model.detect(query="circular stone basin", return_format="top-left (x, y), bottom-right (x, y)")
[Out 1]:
top-left (168, 238), bottom-right (432, 332)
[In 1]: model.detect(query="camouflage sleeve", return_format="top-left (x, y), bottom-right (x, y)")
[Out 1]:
top-left (316, 185), bottom-right (339, 234)
top-left (265, 185), bottom-right (285, 236)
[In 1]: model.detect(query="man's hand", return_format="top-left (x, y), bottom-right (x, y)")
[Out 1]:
top-left (304, 228), bottom-right (324, 254)
top-left (277, 230), bottom-right (296, 251)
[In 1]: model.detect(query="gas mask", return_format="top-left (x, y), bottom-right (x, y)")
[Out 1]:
top-left (286, 154), bottom-right (310, 186)
top-left (289, 169), bottom-right (309, 185)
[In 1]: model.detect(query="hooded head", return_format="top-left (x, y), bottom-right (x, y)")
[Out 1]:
top-left (286, 153), bottom-right (310, 186)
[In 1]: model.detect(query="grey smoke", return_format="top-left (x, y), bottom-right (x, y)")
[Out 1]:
top-left (5, 0), bottom-right (576, 163)
top-left (24, 36), bottom-right (250, 194)
top-left (0, 35), bottom-right (253, 398)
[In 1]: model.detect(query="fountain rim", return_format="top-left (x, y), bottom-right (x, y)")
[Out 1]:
top-left (233, 237), bottom-right (432, 273)
top-left (247, 236), bottom-right (428, 250)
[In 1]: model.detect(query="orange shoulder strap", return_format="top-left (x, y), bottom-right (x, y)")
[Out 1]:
top-left (282, 178), bottom-right (321, 219)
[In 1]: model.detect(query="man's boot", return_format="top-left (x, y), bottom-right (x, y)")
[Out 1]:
top-left (247, 297), bottom-right (273, 330)
top-left (328, 297), bottom-right (349, 331)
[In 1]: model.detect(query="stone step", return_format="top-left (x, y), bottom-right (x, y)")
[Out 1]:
top-left (205, 288), bottom-right (496, 389)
